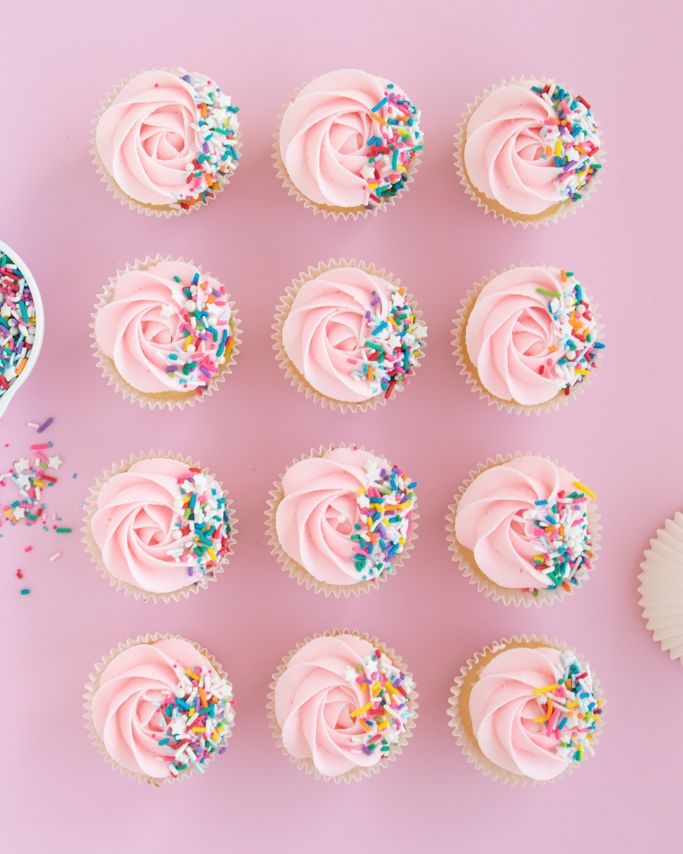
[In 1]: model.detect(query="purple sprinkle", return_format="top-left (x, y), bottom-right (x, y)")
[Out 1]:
top-left (37, 417), bottom-right (54, 434)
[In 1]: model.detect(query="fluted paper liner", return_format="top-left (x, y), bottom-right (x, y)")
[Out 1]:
top-left (452, 262), bottom-right (604, 416)
top-left (445, 452), bottom-right (601, 607)
top-left (265, 443), bottom-right (419, 597)
top-left (91, 255), bottom-right (241, 411)
top-left (638, 511), bottom-right (683, 664)
top-left (273, 74), bottom-right (422, 221)
top-left (84, 633), bottom-right (236, 786)
top-left (82, 450), bottom-right (238, 603)
top-left (273, 258), bottom-right (427, 413)
top-left (454, 76), bottom-right (606, 229)
top-left (92, 68), bottom-right (242, 218)
top-left (447, 635), bottom-right (605, 786)
top-left (267, 629), bottom-right (418, 783)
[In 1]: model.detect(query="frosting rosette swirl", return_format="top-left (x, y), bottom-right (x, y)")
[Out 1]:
top-left (463, 265), bottom-right (603, 407)
top-left (89, 636), bottom-right (235, 781)
top-left (94, 260), bottom-right (235, 399)
top-left (95, 69), bottom-right (240, 211)
top-left (273, 446), bottom-right (417, 590)
top-left (273, 634), bottom-right (416, 779)
top-left (462, 79), bottom-right (602, 218)
top-left (280, 263), bottom-right (426, 406)
top-left (467, 644), bottom-right (602, 781)
top-left (454, 455), bottom-right (595, 592)
top-left (278, 69), bottom-right (422, 212)
top-left (88, 456), bottom-right (232, 597)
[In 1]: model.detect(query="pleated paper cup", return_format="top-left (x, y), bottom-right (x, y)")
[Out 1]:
top-left (92, 68), bottom-right (242, 218)
top-left (265, 443), bottom-right (419, 597)
top-left (82, 450), bottom-right (237, 603)
top-left (267, 629), bottom-right (418, 783)
top-left (453, 76), bottom-right (605, 228)
top-left (91, 256), bottom-right (241, 411)
top-left (273, 258), bottom-right (427, 413)
top-left (452, 263), bottom-right (603, 416)
top-left (273, 75), bottom-right (422, 221)
top-left (447, 635), bottom-right (605, 786)
top-left (638, 511), bottom-right (683, 664)
top-left (445, 452), bottom-right (601, 607)
top-left (84, 633), bottom-right (236, 786)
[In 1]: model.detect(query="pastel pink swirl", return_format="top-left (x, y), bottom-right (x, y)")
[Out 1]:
top-left (454, 456), bottom-right (577, 590)
top-left (90, 457), bottom-right (204, 594)
top-left (466, 266), bottom-right (569, 406)
top-left (275, 447), bottom-right (376, 586)
top-left (464, 81), bottom-right (564, 215)
top-left (469, 645), bottom-right (571, 781)
top-left (91, 637), bottom-right (219, 780)
top-left (279, 69), bottom-right (388, 209)
top-left (282, 265), bottom-right (392, 402)
top-left (95, 260), bottom-right (226, 395)
top-left (274, 635), bottom-right (386, 777)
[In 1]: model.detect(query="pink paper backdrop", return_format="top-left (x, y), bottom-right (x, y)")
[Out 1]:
top-left (1, 1), bottom-right (681, 851)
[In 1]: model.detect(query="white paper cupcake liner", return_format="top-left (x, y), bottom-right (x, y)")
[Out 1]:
top-left (638, 511), bottom-right (683, 664)
top-left (272, 74), bottom-right (422, 221)
top-left (445, 451), bottom-right (601, 607)
top-left (267, 629), bottom-right (418, 783)
top-left (84, 633), bottom-right (236, 786)
top-left (447, 635), bottom-right (605, 786)
top-left (82, 450), bottom-right (238, 603)
top-left (454, 76), bottom-right (606, 228)
top-left (91, 255), bottom-right (241, 411)
top-left (452, 262), bottom-right (604, 416)
top-left (273, 258), bottom-right (427, 413)
top-left (265, 443), bottom-right (419, 597)
top-left (92, 68), bottom-right (242, 218)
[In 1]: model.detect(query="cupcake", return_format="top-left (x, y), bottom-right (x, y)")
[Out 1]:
top-left (269, 631), bottom-right (417, 782)
top-left (455, 78), bottom-right (604, 226)
top-left (446, 453), bottom-right (599, 606)
top-left (275, 69), bottom-right (423, 219)
top-left (453, 264), bottom-right (604, 413)
top-left (274, 259), bottom-right (427, 412)
top-left (92, 257), bottom-right (240, 410)
top-left (94, 68), bottom-right (240, 216)
top-left (85, 634), bottom-right (236, 784)
top-left (82, 452), bottom-right (236, 602)
top-left (448, 636), bottom-right (604, 785)
top-left (266, 444), bottom-right (418, 596)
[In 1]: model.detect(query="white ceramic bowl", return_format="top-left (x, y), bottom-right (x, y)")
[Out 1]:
top-left (0, 240), bottom-right (45, 419)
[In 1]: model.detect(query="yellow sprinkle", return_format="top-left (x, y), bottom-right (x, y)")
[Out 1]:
top-left (573, 480), bottom-right (597, 500)
top-left (191, 726), bottom-right (205, 733)
top-left (533, 700), bottom-right (554, 724)
top-left (532, 683), bottom-right (559, 695)
top-left (575, 368), bottom-right (590, 376)
top-left (186, 669), bottom-right (200, 680)
top-left (350, 702), bottom-right (372, 719)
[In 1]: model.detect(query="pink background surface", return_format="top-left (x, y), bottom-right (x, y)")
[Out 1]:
top-left (1, 1), bottom-right (681, 851)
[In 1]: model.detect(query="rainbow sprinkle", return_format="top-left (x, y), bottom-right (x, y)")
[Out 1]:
top-left (362, 84), bottom-right (422, 208)
top-left (538, 271), bottom-right (604, 395)
top-left (351, 460), bottom-right (416, 580)
top-left (522, 484), bottom-right (594, 591)
top-left (163, 269), bottom-right (233, 391)
top-left (157, 664), bottom-right (235, 776)
top-left (531, 650), bottom-right (603, 761)
top-left (352, 287), bottom-right (425, 399)
top-left (1, 252), bottom-right (37, 398)
top-left (0, 437), bottom-right (65, 528)
top-left (532, 81), bottom-right (602, 202)
top-left (168, 468), bottom-right (231, 578)
top-left (345, 649), bottom-right (415, 756)
top-left (176, 70), bottom-right (240, 209)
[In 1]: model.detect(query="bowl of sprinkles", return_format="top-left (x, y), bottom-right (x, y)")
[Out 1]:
top-left (0, 241), bottom-right (44, 419)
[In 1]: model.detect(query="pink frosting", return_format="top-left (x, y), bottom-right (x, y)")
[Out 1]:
top-left (469, 645), bottom-right (571, 781)
top-left (464, 81), bottom-right (565, 215)
top-left (274, 635), bottom-right (391, 777)
top-left (90, 457), bottom-right (208, 594)
top-left (95, 260), bottom-right (230, 395)
top-left (466, 266), bottom-right (581, 406)
top-left (454, 456), bottom-right (579, 590)
top-left (282, 265), bottom-right (394, 402)
top-left (91, 637), bottom-right (222, 779)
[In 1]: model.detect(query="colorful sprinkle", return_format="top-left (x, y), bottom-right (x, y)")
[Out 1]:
top-left (0, 252), bottom-right (37, 398)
